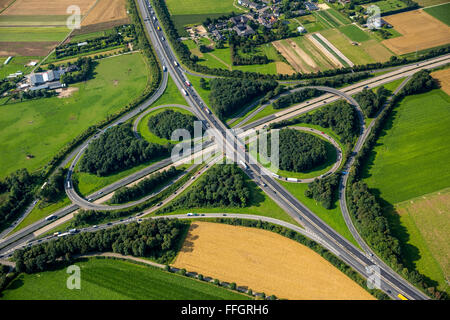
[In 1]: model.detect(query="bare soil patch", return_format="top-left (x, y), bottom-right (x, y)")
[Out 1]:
top-left (276, 61), bottom-right (296, 75)
top-left (56, 87), bottom-right (79, 98)
top-left (0, 41), bottom-right (59, 56)
top-left (173, 222), bottom-right (375, 300)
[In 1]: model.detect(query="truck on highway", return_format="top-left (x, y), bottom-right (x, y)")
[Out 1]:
top-left (162, 65), bottom-right (166, 72)
top-left (204, 107), bottom-right (211, 114)
top-left (45, 214), bottom-right (56, 221)
top-left (182, 89), bottom-right (188, 96)
top-left (66, 181), bottom-right (71, 189)
top-left (173, 60), bottom-right (178, 66)
top-left (239, 160), bottom-right (248, 170)
top-left (157, 26), bottom-right (160, 30)
top-left (187, 213), bottom-right (193, 216)
top-left (287, 177), bottom-right (298, 182)
top-left (271, 172), bottom-right (280, 179)
top-left (185, 80), bottom-right (191, 87)
top-left (69, 228), bottom-right (79, 234)
top-left (397, 293), bottom-right (408, 300)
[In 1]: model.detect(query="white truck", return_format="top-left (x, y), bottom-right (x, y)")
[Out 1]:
top-left (162, 65), bottom-right (166, 72)
top-left (45, 214), bottom-right (56, 221)
top-left (239, 160), bottom-right (248, 170)
top-left (182, 89), bottom-right (188, 96)
top-left (287, 177), bottom-right (298, 182)
top-left (173, 60), bottom-right (178, 67)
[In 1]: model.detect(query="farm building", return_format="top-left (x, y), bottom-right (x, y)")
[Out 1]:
top-left (305, 2), bottom-right (319, 11)
top-left (233, 24), bottom-right (255, 36)
top-left (238, 0), bottom-right (263, 10)
top-left (30, 69), bottom-right (65, 86)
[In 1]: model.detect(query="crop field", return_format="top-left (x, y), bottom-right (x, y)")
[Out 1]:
top-left (0, 53), bottom-right (150, 178)
top-left (273, 37), bottom-right (337, 73)
top-left (80, 0), bottom-right (129, 30)
top-left (295, 14), bottom-right (327, 33)
top-left (424, 2), bottom-right (450, 26)
top-left (1, 0), bottom-right (95, 15)
top-left (394, 188), bottom-right (450, 294)
top-left (1, 258), bottom-right (249, 300)
top-left (415, 0), bottom-right (450, 6)
top-left (0, 27), bottom-right (69, 42)
top-left (382, 9), bottom-right (450, 54)
top-left (431, 68), bottom-right (450, 95)
top-left (320, 28), bottom-right (392, 65)
top-left (364, 89), bottom-right (450, 204)
top-left (0, 15), bottom-right (69, 26)
top-left (173, 222), bottom-right (372, 299)
top-left (314, 9), bottom-right (348, 28)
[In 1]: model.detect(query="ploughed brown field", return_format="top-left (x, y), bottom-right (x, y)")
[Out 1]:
top-left (382, 10), bottom-right (450, 55)
top-left (0, 41), bottom-right (59, 56)
top-left (173, 222), bottom-right (375, 300)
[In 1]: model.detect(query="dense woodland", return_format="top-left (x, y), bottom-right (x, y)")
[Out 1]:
top-left (111, 167), bottom-right (182, 204)
top-left (79, 124), bottom-right (170, 176)
top-left (12, 219), bottom-right (188, 273)
top-left (273, 129), bottom-right (328, 173)
top-left (0, 169), bottom-right (36, 232)
top-left (161, 165), bottom-right (251, 212)
top-left (305, 174), bottom-right (340, 209)
top-left (355, 86), bottom-right (390, 118)
top-left (273, 88), bottom-right (321, 109)
top-left (209, 78), bottom-right (278, 118)
top-left (60, 57), bottom-right (96, 85)
top-left (38, 168), bottom-right (66, 204)
top-left (400, 70), bottom-right (437, 96)
top-left (147, 110), bottom-right (197, 140)
top-left (271, 100), bottom-right (359, 144)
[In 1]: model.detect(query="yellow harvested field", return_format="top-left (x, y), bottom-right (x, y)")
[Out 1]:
top-left (276, 61), bottom-right (296, 75)
top-left (81, 0), bottom-right (128, 27)
top-left (396, 188), bottom-right (450, 282)
top-left (173, 222), bottom-right (375, 300)
top-left (2, 0), bottom-right (96, 15)
top-left (382, 10), bottom-right (450, 55)
top-left (431, 68), bottom-right (450, 96)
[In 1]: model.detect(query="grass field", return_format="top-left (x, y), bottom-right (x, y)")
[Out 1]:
top-left (415, 0), bottom-right (450, 6)
top-left (1, 258), bottom-right (249, 300)
top-left (363, 89), bottom-right (450, 204)
top-left (0, 55), bottom-right (41, 78)
top-left (0, 27), bottom-right (69, 42)
top-left (424, 2), bottom-right (450, 26)
top-left (369, 0), bottom-right (408, 13)
top-left (339, 25), bottom-right (370, 43)
top-left (138, 106), bottom-right (195, 145)
top-left (165, 0), bottom-right (235, 15)
top-left (0, 53), bottom-right (150, 179)
top-left (173, 222), bottom-right (372, 299)
top-left (393, 188), bottom-right (450, 294)
top-left (0, 15), bottom-right (69, 26)
top-left (161, 166), bottom-right (300, 226)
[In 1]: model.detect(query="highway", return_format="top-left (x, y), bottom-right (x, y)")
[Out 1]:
top-left (139, 0), bottom-right (430, 300)
top-left (1, 0), bottom-right (448, 300)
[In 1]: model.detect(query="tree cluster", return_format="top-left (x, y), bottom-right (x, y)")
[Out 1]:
top-left (111, 167), bottom-right (181, 204)
top-left (209, 77), bottom-right (278, 118)
top-left (161, 165), bottom-right (250, 211)
top-left (147, 110), bottom-right (197, 140)
top-left (400, 70), bottom-right (437, 96)
top-left (0, 169), bottom-right (36, 232)
top-left (271, 100), bottom-right (359, 144)
top-left (274, 129), bottom-right (328, 173)
top-left (273, 88), bottom-right (321, 109)
top-left (60, 57), bottom-right (96, 85)
top-left (355, 86), bottom-right (390, 118)
top-left (38, 168), bottom-right (66, 203)
top-left (305, 174), bottom-right (340, 209)
top-left (79, 124), bottom-right (170, 176)
top-left (12, 219), bottom-right (187, 273)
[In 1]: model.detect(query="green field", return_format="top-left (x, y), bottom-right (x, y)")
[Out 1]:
top-left (138, 106), bottom-right (195, 145)
top-left (424, 2), bottom-right (450, 26)
top-left (0, 27), bottom-right (69, 42)
top-left (0, 15), bottom-right (69, 26)
top-left (0, 55), bottom-right (41, 79)
top-left (368, 0), bottom-right (408, 13)
top-left (338, 25), bottom-right (370, 43)
top-left (0, 53), bottom-right (150, 178)
top-left (165, 0), bottom-right (235, 15)
top-left (364, 89), bottom-right (450, 204)
top-left (295, 14), bottom-right (327, 33)
top-left (1, 258), bottom-right (250, 300)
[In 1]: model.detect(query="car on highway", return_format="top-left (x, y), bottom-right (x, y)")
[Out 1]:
top-left (87, 198), bottom-right (93, 202)
top-left (107, 222), bottom-right (112, 226)
top-left (93, 225), bottom-right (98, 229)
top-left (157, 202), bottom-right (163, 206)
top-left (187, 213), bottom-right (193, 216)
top-left (98, 191), bottom-right (103, 195)
top-left (223, 214), bottom-right (227, 216)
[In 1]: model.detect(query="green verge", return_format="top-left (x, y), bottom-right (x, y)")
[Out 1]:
top-left (1, 258), bottom-right (250, 300)
top-left (423, 2), bottom-right (450, 26)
